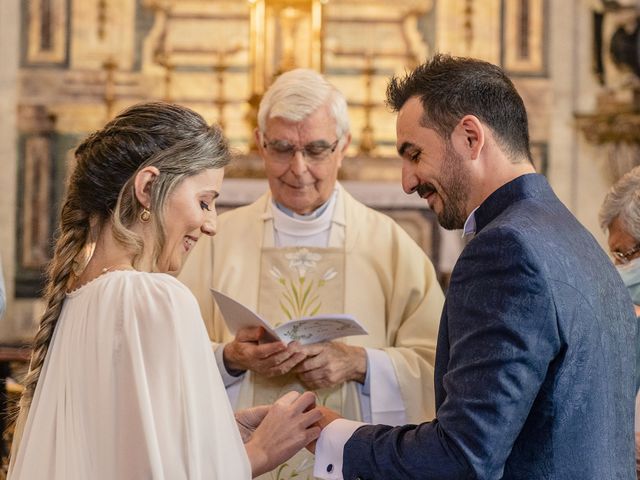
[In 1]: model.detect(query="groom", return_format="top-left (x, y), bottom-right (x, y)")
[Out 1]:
top-left (312, 54), bottom-right (637, 479)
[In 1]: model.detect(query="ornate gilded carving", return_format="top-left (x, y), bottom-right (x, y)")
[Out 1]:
top-left (577, 1), bottom-right (640, 176)
top-left (576, 109), bottom-right (640, 144)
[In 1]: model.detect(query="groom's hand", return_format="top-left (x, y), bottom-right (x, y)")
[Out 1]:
top-left (306, 406), bottom-right (343, 454)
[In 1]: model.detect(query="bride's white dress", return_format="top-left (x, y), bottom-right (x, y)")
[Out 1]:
top-left (9, 270), bottom-right (251, 479)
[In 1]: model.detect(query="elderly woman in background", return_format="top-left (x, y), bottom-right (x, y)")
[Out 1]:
top-left (9, 102), bottom-right (321, 480)
top-left (600, 164), bottom-right (640, 478)
top-left (600, 165), bottom-right (640, 315)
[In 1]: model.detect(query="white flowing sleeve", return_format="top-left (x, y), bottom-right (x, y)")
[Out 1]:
top-left (112, 274), bottom-right (251, 479)
top-left (213, 343), bottom-right (245, 407)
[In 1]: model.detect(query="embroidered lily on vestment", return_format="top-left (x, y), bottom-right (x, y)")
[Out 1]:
top-left (270, 249), bottom-right (338, 321)
top-left (285, 248), bottom-right (322, 278)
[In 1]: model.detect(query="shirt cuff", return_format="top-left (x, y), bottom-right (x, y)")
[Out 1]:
top-left (214, 343), bottom-right (245, 388)
top-left (313, 419), bottom-right (364, 480)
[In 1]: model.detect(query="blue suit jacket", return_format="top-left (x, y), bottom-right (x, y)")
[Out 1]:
top-left (343, 174), bottom-right (637, 479)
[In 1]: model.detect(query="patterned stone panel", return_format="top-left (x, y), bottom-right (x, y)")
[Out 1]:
top-left (501, 0), bottom-right (548, 76)
top-left (15, 106), bottom-right (57, 297)
top-left (23, 0), bottom-right (69, 67)
top-left (69, 0), bottom-right (137, 70)
top-left (379, 209), bottom-right (439, 266)
top-left (530, 142), bottom-right (548, 177)
top-left (512, 76), bottom-right (552, 149)
top-left (435, 0), bottom-right (502, 63)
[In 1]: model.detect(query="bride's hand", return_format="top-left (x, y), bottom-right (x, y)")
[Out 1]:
top-left (244, 391), bottom-right (322, 477)
top-left (235, 405), bottom-right (270, 443)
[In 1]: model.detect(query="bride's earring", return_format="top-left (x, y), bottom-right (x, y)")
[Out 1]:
top-left (140, 207), bottom-right (151, 223)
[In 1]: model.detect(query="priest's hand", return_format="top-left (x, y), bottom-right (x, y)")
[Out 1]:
top-left (294, 342), bottom-right (367, 390)
top-left (245, 391), bottom-right (322, 477)
top-left (235, 405), bottom-right (270, 443)
top-left (223, 326), bottom-right (307, 377)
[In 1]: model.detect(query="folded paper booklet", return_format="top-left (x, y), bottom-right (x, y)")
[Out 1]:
top-left (211, 289), bottom-right (368, 345)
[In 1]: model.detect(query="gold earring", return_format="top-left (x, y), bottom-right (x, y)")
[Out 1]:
top-left (140, 207), bottom-right (151, 223)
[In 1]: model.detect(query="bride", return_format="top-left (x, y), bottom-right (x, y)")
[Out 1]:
top-left (9, 102), bottom-right (321, 479)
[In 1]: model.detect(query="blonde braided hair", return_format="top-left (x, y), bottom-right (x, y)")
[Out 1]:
top-left (12, 188), bottom-right (91, 449)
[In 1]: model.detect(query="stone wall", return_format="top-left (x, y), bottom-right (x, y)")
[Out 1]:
top-left (0, 0), bottom-right (623, 340)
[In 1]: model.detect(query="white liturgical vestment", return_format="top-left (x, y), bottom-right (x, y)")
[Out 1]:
top-left (180, 185), bottom-right (444, 425)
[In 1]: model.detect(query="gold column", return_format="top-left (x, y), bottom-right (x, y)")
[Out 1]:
top-left (310, 0), bottom-right (324, 71)
top-left (248, 0), bottom-right (326, 98)
top-left (249, 0), bottom-right (267, 95)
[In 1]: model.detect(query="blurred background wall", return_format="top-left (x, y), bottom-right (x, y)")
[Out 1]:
top-left (1, 0), bottom-right (640, 342)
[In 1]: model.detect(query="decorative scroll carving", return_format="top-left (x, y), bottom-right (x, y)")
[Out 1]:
top-left (577, 1), bottom-right (640, 181)
top-left (576, 109), bottom-right (640, 144)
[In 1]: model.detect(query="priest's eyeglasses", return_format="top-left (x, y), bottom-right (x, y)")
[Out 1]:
top-left (611, 243), bottom-right (640, 264)
top-left (262, 134), bottom-right (340, 164)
